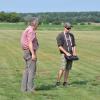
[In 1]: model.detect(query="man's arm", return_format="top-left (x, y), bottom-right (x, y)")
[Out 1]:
top-left (72, 46), bottom-right (77, 56)
top-left (59, 46), bottom-right (71, 56)
top-left (29, 41), bottom-right (36, 60)
top-left (27, 30), bottom-right (36, 60)
top-left (71, 33), bottom-right (77, 56)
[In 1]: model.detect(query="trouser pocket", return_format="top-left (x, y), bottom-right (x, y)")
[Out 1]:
top-left (23, 50), bottom-right (31, 61)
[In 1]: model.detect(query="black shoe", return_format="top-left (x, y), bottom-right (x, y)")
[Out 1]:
top-left (63, 82), bottom-right (68, 86)
top-left (55, 82), bottom-right (60, 86)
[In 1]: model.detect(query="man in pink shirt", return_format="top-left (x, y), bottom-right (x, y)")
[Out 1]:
top-left (21, 17), bottom-right (39, 92)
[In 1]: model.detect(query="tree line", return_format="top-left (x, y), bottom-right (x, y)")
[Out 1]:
top-left (0, 11), bottom-right (100, 24)
top-left (0, 11), bottom-right (21, 22)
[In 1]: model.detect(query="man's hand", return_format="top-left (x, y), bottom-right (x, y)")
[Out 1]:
top-left (32, 54), bottom-right (37, 61)
top-left (66, 53), bottom-right (71, 56)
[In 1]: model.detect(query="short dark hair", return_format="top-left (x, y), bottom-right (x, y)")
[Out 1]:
top-left (64, 22), bottom-right (72, 28)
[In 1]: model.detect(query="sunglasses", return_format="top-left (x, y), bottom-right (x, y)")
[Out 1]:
top-left (65, 27), bottom-right (71, 30)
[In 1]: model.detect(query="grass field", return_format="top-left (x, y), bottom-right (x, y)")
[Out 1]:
top-left (0, 22), bottom-right (100, 31)
top-left (0, 24), bottom-right (100, 100)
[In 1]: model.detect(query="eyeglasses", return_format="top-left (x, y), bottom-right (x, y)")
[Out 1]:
top-left (65, 27), bottom-right (71, 30)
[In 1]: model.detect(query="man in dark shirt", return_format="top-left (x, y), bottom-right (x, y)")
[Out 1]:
top-left (56, 22), bottom-right (77, 86)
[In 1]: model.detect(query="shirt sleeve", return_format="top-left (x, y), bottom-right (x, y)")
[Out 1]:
top-left (56, 34), bottom-right (64, 47)
top-left (27, 30), bottom-right (35, 42)
top-left (72, 34), bottom-right (76, 47)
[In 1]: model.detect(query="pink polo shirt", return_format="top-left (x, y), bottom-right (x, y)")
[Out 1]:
top-left (21, 26), bottom-right (39, 50)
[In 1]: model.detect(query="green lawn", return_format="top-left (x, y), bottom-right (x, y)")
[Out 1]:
top-left (0, 28), bottom-right (100, 100)
top-left (0, 22), bottom-right (100, 31)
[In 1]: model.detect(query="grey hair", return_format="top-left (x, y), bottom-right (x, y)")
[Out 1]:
top-left (28, 17), bottom-right (39, 26)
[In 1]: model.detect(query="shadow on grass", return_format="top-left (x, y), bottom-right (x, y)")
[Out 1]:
top-left (70, 80), bottom-right (88, 85)
top-left (70, 79), bottom-right (100, 86)
top-left (36, 84), bottom-right (56, 91)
